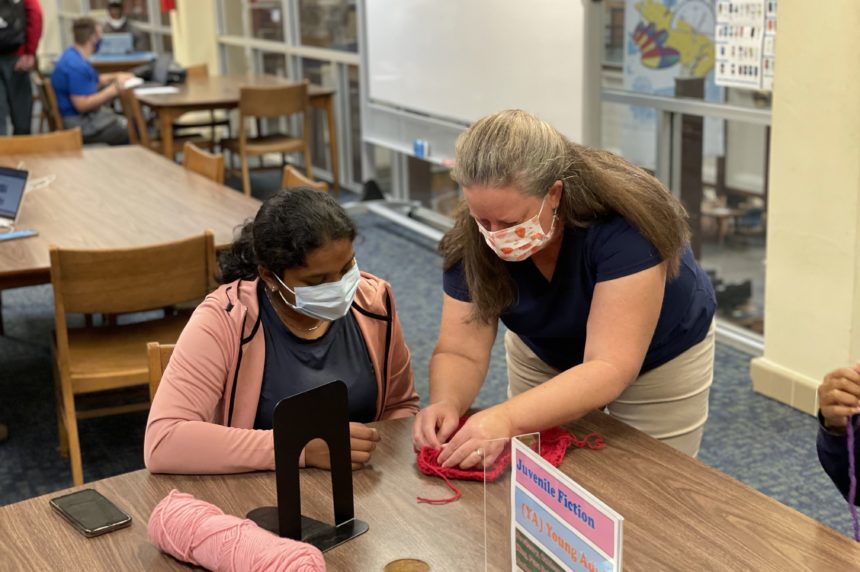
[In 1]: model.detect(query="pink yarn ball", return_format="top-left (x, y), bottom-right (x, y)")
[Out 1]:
top-left (148, 490), bottom-right (326, 571)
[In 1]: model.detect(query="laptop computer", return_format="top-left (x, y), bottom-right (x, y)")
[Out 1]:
top-left (151, 54), bottom-right (172, 84)
top-left (99, 33), bottom-right (134, 55)
top-left (0, 167), bottom-right (29, 229)
top-left (128, 54), bottom-right (176, 92)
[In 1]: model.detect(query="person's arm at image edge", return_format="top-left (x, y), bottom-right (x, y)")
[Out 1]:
top-left (816, 366), bottom-right (860, 502)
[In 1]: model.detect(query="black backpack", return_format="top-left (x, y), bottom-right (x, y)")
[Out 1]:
top-left (0, 0), bottom-right (26, 53)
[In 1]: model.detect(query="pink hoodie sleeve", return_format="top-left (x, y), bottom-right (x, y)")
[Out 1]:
top-left (380, 285), bottom-right (420, 420)
top-left (144, 300), bottom-right (276, 474)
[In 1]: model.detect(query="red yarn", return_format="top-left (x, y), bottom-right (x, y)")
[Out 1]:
top-left (416, 418), bottom-right (604, 504)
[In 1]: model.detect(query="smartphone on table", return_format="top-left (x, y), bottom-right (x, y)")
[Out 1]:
top-left (49, 488), bottom-right (132, 538)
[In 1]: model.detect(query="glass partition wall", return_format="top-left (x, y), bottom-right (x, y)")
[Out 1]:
top-left (600, 0), bottom-right (769, 338)
top-left (216, 0), bottom-right (363, 191)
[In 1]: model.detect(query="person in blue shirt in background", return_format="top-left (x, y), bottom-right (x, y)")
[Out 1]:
top-left (413, 110), bottom-right (716, 467)
top-left (51, 17), bottom-right (131, 145)
top-left (817, 364), bottom-right (860, 502)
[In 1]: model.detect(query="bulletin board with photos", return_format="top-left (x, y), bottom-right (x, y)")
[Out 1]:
top-left (715, 0), bottom-right (777, 91)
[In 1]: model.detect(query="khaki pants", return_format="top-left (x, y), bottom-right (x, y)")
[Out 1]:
top-left (505, 320), bottom-right (715, 457)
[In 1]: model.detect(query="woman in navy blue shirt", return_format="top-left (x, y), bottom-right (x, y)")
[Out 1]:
top-left (413, 110), bottom-right (716, 467)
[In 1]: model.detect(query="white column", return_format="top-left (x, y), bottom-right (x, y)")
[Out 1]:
top-left (750, 0), bottom-right (860, 414)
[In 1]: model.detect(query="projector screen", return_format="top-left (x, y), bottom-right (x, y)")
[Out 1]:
top-left (364, 0), bottom-right (599, 143)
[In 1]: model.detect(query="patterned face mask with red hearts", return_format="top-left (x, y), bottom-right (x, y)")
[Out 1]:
top-left (475, 196), bottom-right (557, 262)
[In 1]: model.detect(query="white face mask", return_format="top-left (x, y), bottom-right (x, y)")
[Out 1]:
top-left (475, 196), bottom-right (557, 262)
top-left (107, 16), bottom-right (127, 29)
top-left (273, 262), bottom-right (360, 321)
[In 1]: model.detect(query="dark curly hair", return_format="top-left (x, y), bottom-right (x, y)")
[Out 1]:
top-left (219, 188), bottom-right (357, 283)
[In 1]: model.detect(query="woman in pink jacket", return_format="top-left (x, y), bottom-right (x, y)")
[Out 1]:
top-left (144, 188), bottom-right (419, 474)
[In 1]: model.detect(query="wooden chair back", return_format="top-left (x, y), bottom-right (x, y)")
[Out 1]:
top-left (184, 63), bottom-right (209, 79)
top-left (0, 129), bottom-right (82, 154)
top-left (50, 235), bottom-right (214, 487)
top-left (49, 232), bottom-right (216, 321)
top-left (238, 81), bottom-right (309, 120)
top-left (32, 74), bottom-right (64, 131)
top-left (281, 165), bottom-right (328, 192)
top-left (118, 88), bottom-right (151, 147)
top-left (183, 142), bottom-right (225, 184)
top-left (147, 342), bottom-right (174, 399)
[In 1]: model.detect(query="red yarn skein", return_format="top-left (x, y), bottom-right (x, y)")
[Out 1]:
top-left (415, 418), bottom-right (604, 504)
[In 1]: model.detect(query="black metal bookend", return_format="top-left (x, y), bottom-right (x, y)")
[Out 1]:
top-left (247, 380), bottom-right (369, 552)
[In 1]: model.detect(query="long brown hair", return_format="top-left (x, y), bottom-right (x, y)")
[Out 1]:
top-left (441, 109), bottom-right (690, 324)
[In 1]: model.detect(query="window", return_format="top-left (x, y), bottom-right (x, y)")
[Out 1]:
top-left (216, 0), bottom-right (363, 191)
top-left (221, 0), bottom-right (246, 36)
top-left (604, 1), bottom-right (625, 67)
top-left (160, 34), bottom-right (173, 55)
top-left (301, 58), bottom-right (333, 171)
top-left (250, 1), bottom-right (286, 42)
top-left (299, 0), bottom-right (357, 52)
top-left (260, 52), bottom-right (287, 77)
top-left (125, 0), bottom-right (150, 23)
top-left (223, 45), bottom-right (251, 76)
top-left (347, 65), bottom-right (361, 182)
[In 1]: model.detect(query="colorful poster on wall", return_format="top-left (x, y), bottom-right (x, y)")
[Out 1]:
top-left (714, 0), bottom-right (766, 89)
top-left (761, 0), bottom-right (777, 91)
top-left (622, 0), bottom-right (724, 172)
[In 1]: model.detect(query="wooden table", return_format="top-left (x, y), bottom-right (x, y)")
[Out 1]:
top-left (0, 147), bottom-right (261, 292)
top-left (90, 52), bottom-right (157, 74)
top-left (1, 415), bottom-right (858, 571)
top-left (135, 75), bottom-right (340, 192)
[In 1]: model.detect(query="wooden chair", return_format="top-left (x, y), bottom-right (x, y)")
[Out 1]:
top-left (50, 232), bottom-right (216, 486)
top-left (183, 142), bottom-right (225, 185)
top-left (118, 89), bottom-right (203, 158)
top-left (172, 63), bottom-right (231, 146)
top-left (31, 73), bottom-right (64, 132)
top-left (222, 82), bottom-right (313, 196)
top-left (117, 88), bottom-right (150, 147)
top-left (146, 342), bottom-right (174, 400)
top-left (281, 165), bottom-right (328, 192)
top-left (185, 64), bottom-right (208, 79)
top-left (0, 128), bottom-right (82, 154)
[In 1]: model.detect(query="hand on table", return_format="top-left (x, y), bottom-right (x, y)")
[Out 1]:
top-left (436, 407), bottom-right (514, 470)
top-left (304, 422), bottom-right (381, 470)
top-left (818, 364), bottom-right (860, 431)
top-left (412, 400), bottom-right (461, 451)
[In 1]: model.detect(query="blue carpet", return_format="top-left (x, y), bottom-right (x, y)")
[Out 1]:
top-left (0, 212), bottom-right (854, 539)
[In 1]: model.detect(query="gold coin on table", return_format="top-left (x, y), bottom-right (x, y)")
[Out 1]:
top-left (383, 558), bottom-right (430, 572)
